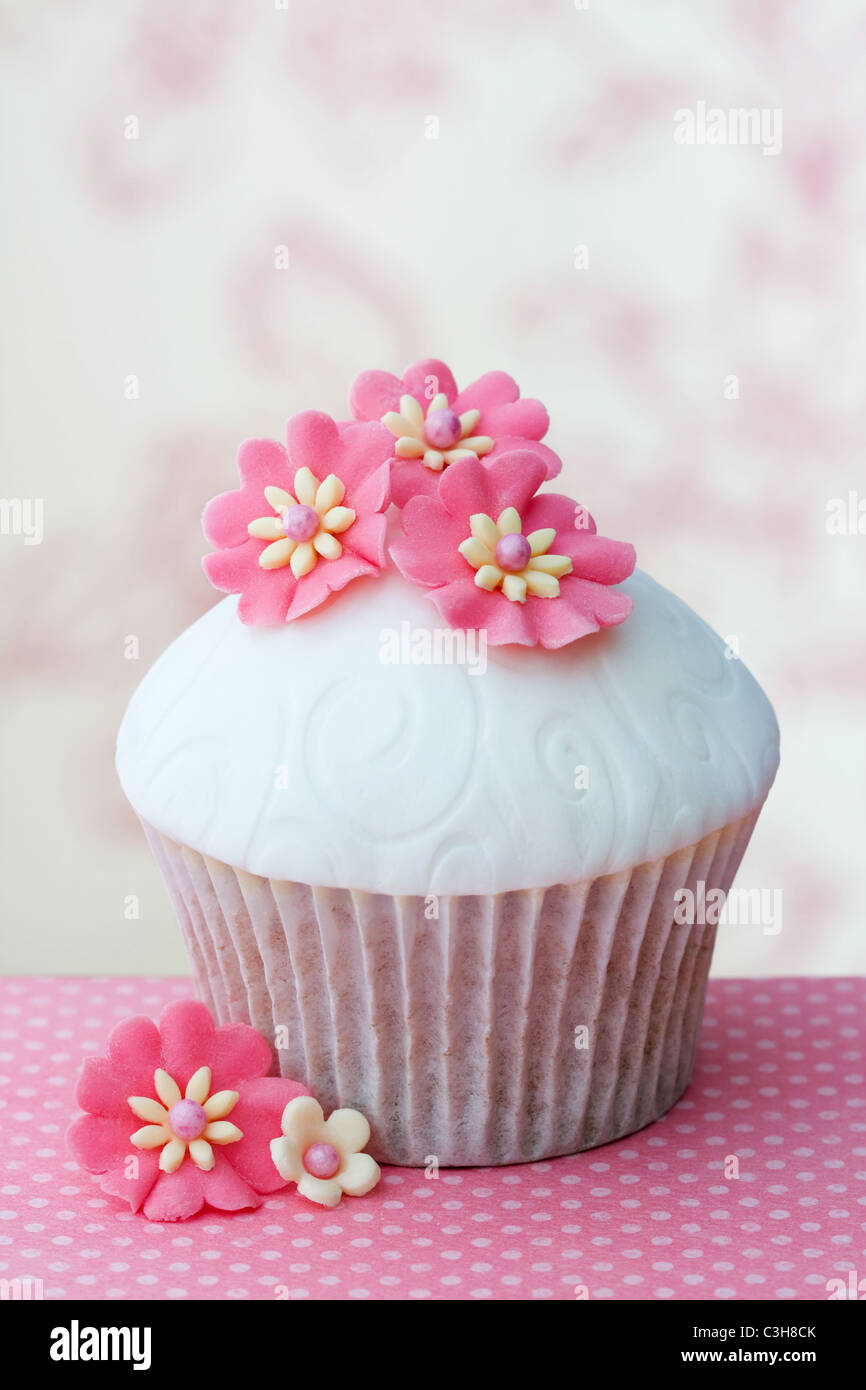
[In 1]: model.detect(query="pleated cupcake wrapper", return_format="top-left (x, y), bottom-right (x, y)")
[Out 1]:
top-left (143, 809), bottom-right (760, 1167)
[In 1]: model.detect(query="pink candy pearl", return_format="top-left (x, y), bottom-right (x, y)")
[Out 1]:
top-left (495, 532), bottom-right (532, 572)
top-left (168, 1099), bottom-right (207, 1141)
top-left (283, 504), bottom-right (320, 542)
top-left (302, 1142), bottom-right (341, 1180)
top-left (424, 408), bottom-right (462, 450)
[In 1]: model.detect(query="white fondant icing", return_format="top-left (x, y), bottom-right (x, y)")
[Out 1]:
top-left (116, 569), bottom-right (779, 895)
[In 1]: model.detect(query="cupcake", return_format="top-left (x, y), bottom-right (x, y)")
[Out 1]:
top-left (116, 360), bottom-right (779, 1167)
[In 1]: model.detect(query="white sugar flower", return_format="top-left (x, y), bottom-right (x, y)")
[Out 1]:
top-left (128, 1067), bottom-right (241, 1174)
top-left (270, 1096), bottom-right (381, 1208)
top-left (382, 392), bottom-right (494, 472)
top-left (458, 507), bottom-right (573, 603)
top-left (248, 467), bottom-right (356, 578)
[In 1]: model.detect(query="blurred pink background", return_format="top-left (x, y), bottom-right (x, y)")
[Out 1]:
top-left (0, 0), bottom-right (864, 976)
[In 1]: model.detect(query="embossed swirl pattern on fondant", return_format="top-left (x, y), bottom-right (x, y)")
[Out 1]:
top-left (116, 570), bottom-right (779, 895)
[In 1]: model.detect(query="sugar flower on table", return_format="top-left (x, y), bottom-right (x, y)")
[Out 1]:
top-left (389, 451), bottom-right (636, 649)
top-left (67, 1000), bottom-right (309, 1222)
top-left (348, 357), bottom-right (561, 507)
top-left (202, 411), bottom-right (393, 624)
top-left (271, 1096), bottom-right (381, 1208)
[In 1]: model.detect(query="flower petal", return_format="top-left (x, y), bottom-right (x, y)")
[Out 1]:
top-left (293, 467), bottom-right (319, 506)
top-left (265, 485), bottom-right (293, 510)
top-left (188, 1139), bottom-right (214, 1171)
top-left (452, 369), bottom-right (519, 416)
top-left (527, 527), bottom-right (556, 556)
top-left (485, 451), bottom-right (549, 520)
top-left (470, 513), bottom-right (500, 550)
top-left (332, 422), bottom-right (394, 506)
top-left (285, 550), bottom-right (379, 621)
top-left (486, 436), bottom-right (562, 481)
top-left (521, 491), bottom-right (597, 539)
top-left (524, 502), bottom-right (634, 583)
top-left (524, 570), bottom-right (560, 598)
top-left (527, 553), bottom-right (572, 577)
top-left (127, 1097), bottom-right (168, 1125)
top-left (280, 1095), bottom-right (325, 1142)
top-left (270, 1135), bottom-right (304, 1185)
top-left (497, 506), bottom-right (522, 535)
top-left (348, 368), bottom-right (405, 421)
top-left (313, 532), bottom-right (342, 560)
top-left (98, 1151), bottom-right (161, 1214)
top-left (475, 564), bottom-right (503, 591)
top-left (297, 1173), bottom-right (343, 1208)
top-left (285, 410), bottom-right (342, 477)
top-left (198, 1151), bottom-right (263, 1212)
top-left (453, 371), bottom-right (551, 443)
top-left (315, 474), bottom-right (345, 514)
top-left (67, 1113), bottom-right (148, 1174)
top-left (159, 1138), bottom-right (187, 1173)
top-left (322, 505), bottom-right (356, 534)
top-left (390, 459), bottom-right (442, 509)
top-left (204, 539), bottom-right (293, 610)
top-left (248, 516), bottom-right (285, 541)
top-left (382, 411), bottom-right (409, 438)
top-left (141, 1168), bottom-right (207, 1223)
top-left (202, 442), bottom-right (292, 546)
top-left (400, 394), bottom-right (425, 431)
top-left (158, 1001), bottom-right (217, 1089)
top-left (290, 541), bottom-right (317, 578)
top-left (131, 1124), bottom-right (170, 1150)
top-left (153, 1069), bottom-right (182, 1108)
top-left (74, 1016), bottom-right (163, 1119)
top-left (259, 537), bottom-right (295, 570)
top-left (483, 395), bottom-right (550, 441)
top-left (184, 1066), bottom-right (211, 1103)
top-left (142, 1151), bottom-right (261, 1221)
top-left (228, 1075), bottom-right (311, 1195)
top-left (562, 576), bottom-right (634, 628)
top-left (401, 358), bottom-right (458, 407)
top-left (208, 1020), bottom-right (274, 1092)
top-left (236, 437), bottom-right (292, 490)
top-left (340, 512), bottom-right (387, 568)
top-left (526, 577), bottom-right (632, 649)
top-left (203, 1089), bottom-right (239, 1120)
top-left (203, 1121), bottom-right (243, 1146)
top-left (324, 1107), bottom-right (370, 1155)
top-left (561, 533), bottom-right (636, 585)
top-left (429, 577), bottom-right (539, 648)
top-left (395, 436), bottom-right (426, 458)
top-left (202, 488), bottom-right (262, 551)
top-left (389, 495), bottom-right (469, 587)
top-left (460, 435), bottom-right (495, 456)
top-left (438, 456), bottom-right (494, 524)
top-left (458, 537), bottom-right (493, 570)
top-left (502, 574), bottom-right (528, 603)
top-left (338, 1151), bottom-right (381, 1198)
top-left (208, 547), bottom-right (296, 626)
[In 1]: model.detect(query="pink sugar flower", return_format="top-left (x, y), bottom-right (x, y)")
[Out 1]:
top-left (67, 1000), bottom-right (309, 1222)
top-left (202, 411), bottom-right (393, 624)
top-left (389, 451), bottom-right (636, 649)
top-left (348, 357), bottom-right (561, 507)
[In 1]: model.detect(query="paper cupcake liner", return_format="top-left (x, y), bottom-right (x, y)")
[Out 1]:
top-left (143, 808), bottom-right (761, 1166)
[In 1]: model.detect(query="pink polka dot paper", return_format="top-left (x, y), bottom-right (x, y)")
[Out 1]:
top-left (0, 976), bottom-right (863, 1301)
